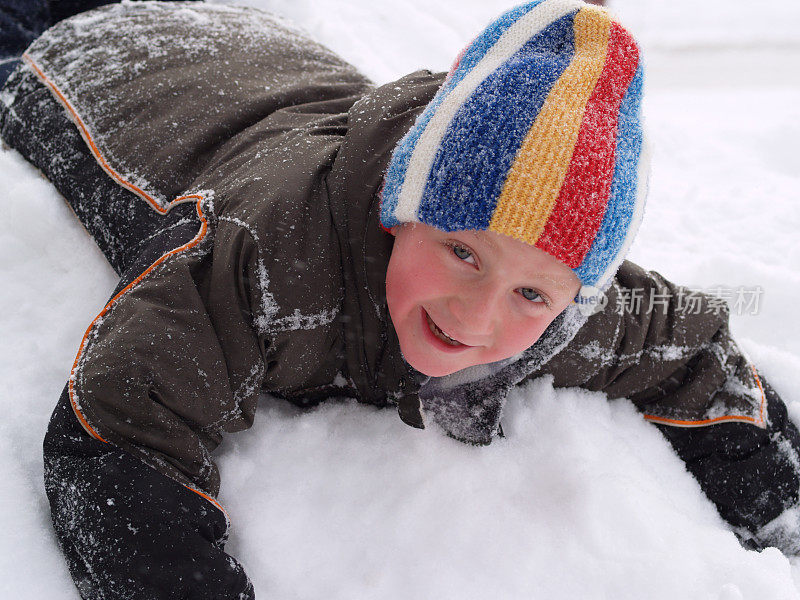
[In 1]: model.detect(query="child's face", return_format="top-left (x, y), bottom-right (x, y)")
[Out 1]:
top-left (386, 223), bottom-right (581, 377)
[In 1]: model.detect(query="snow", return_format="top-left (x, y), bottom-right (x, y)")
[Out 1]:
top-left (1, 0), bottom-right (799, 598)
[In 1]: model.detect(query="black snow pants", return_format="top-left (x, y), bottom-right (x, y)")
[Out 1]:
top-left (1, 0), bottom-right (152, 86)
top-left (1, 65), bottom-right (254, 599)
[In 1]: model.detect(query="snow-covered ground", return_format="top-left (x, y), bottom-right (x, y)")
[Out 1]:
top-left (1, 0), bottom-right (799, 598)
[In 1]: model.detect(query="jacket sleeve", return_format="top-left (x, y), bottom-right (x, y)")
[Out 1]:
top-left (546, 261), bottom-right (765, 425)
top-left (69, 213), bottom-right (267, 495)
top-left (537, 260), bottom-right (800, 552)
top-left (655, 377), bottom-right (800, 554)
top-left (46, 213), bottom-right (268, 598)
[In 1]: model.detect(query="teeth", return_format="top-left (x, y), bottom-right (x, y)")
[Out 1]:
top-left (426, 313), bottom-right (462, 346)
top-left (440, 328), bottom-right (457, 343)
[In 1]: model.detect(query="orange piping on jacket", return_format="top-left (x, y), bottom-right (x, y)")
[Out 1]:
top-left (643, 365), bottom-right (767, 428)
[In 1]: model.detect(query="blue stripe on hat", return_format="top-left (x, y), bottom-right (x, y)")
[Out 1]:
top-left (445, 1), bottom-right (548, 91)
top-left (417, 12), bottom-right (577, 231)
top-left (574, 64), bottom-right (644, 287)
top-left (380, 1), bottom-right (547, 229)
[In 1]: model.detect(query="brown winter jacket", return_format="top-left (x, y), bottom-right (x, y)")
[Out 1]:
top-left (17, 2), bottom-right (765, 506)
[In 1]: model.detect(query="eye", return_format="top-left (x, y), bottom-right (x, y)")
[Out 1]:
top-left (450, 243), bottom-right (477, 265)
top-left (518, 287), bottom-right (548, 304)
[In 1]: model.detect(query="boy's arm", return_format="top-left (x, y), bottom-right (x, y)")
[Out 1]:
top-left (654, 377), bottom-right (800, 553)
top-left (67, 217), bottom-right (266, 494)
top-left (536, 261), bottom-right (800, 552)
top-left (46, 217), bottom-right (266, 598)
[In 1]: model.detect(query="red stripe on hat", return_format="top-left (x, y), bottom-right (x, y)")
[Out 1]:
top-left (536, 22), bottom-right (640, 267)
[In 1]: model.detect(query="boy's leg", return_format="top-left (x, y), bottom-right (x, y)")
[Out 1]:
top-left (46, 0), bottom-right (134, 23)
top-left (0, 0), bottom-right (49, 86)
top-left (1, 65), bottom-right (197, 275)
top-left (1, 0), bottom-right (134, 87)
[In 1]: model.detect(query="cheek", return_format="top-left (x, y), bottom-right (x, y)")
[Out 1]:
top-left (496, 311), bottom-right (561, 356)
top-left (388, 271), bottom-right (441, 319)
top-left (386, 250), bottom-right (450, 316)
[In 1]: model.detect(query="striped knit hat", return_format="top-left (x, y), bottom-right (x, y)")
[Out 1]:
top-left (380, 0), bottom-right (648, 295)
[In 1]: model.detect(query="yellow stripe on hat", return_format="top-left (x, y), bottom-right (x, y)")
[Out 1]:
top-left (489, 7), bottom-right (612, 245)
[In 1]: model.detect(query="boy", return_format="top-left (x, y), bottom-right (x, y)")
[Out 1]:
top-left (1, 0), bottom-right (798, 598)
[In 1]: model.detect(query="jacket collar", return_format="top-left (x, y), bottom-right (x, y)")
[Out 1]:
top-left (327, 70), bottom-right (445, 408)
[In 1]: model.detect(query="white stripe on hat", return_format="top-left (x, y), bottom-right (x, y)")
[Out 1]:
top-left (393, 0), bottom-right (584, 223)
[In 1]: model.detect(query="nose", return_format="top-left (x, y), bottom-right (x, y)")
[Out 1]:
top-left (446, 278), bottom-right (505, 338)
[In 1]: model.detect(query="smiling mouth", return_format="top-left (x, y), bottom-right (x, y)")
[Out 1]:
top-left (425, 311), bottom-right (466, 347)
